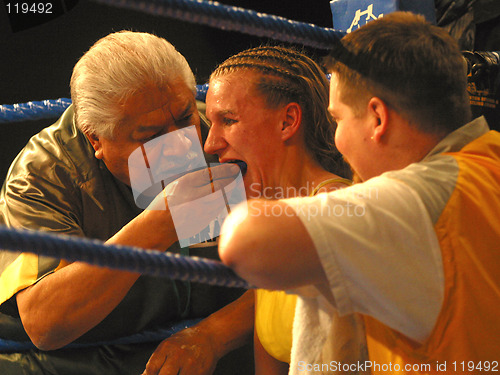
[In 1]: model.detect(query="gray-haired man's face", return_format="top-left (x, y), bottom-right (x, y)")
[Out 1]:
top-left (86, 80), bottom-right (201, 187)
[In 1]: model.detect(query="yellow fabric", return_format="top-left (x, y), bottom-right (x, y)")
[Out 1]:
top-left (0, 253), bottom-right (39, 303)
top-left (311, 177), bottom-right (352, 196)
top-left (364, 130), bottom-right (500, 374)
top-left (255, 177), bottom-right (352, 363)
top-left (255, 290), bottom-right (298, 363)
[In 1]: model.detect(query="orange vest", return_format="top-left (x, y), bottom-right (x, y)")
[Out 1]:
top-left (364, 130), bottom-right (500, 374)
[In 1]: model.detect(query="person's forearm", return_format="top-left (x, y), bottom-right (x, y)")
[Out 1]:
top-left (219, 200), bottom-right (326, 290)
top-left (16, 209), bottom-right (178, 351)
top-left (254, 325), bottom-right (289, 375)
top-left (109, 206), bottom-right (178, 251)
top-left (141, 290), bottom-right (255, 375)
top-left (192, 289), bottom-right (255, 359)
top-left (17, 261), bottom-right (140, 350)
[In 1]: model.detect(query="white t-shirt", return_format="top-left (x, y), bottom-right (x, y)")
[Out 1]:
top-left (284, 117), bottom-right (489, 375)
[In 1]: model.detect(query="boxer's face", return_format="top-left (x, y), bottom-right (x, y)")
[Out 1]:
top-left (86, 80), bottom-right (201, 186)
top-left (204, 71), bottom-right (286, 199)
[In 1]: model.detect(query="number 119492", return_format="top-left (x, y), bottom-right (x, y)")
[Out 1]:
top-left (6, 2), bottom-right (53, 14)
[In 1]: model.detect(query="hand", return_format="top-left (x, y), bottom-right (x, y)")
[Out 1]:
top-left (148, 163), bottom-right (246, 242)
top-left (142, 326), bottom-right (220, 375)
top-left (165, 163), bottom-right (243, 206)
top-left (146, 163), bottom-right (243, 210)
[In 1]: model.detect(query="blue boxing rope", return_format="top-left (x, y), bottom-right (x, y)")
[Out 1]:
top-left (0, 225), bottom-right (250, 352)
top-left (0, 225), bottom-right (249, 351)
top-left (0, 0), bottom-right (347, 124)
top-left (0, 98), bottom-right (72, 124)
top-left (0, 319), bottom-right (202, 352)
top-left (0, 84), bottom-right (210, 124)
top-left (0, 1), bottom-right (347, 124)
top-left (0, 226), bottom-right (252, 289)
top-left (90, 0), bottom-right (346, 50)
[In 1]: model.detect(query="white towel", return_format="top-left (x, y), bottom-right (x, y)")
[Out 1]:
top-left (289, 289), bottom-right (369, 375)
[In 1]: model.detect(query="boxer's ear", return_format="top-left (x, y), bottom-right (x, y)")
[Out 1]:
top-left (281, 102), bottom-right (302, 142)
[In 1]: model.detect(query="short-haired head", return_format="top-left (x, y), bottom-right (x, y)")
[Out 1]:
top-left (325, 12), bottom-right (471, 136)
top-left (70, 31), bottom-right (196, 138)
top-left (210, 45), bottom-right (341, 174)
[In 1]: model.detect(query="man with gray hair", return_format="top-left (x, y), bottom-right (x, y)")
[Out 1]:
top-left (0, 31), bottom-right (253, 375)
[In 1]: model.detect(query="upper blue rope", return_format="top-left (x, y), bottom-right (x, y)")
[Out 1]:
top-left (0, 225), bottom-right (252, 289)
top-left (0, 0), bottom-right (346, 124)
top-left (0, 84), bottom-right (210, 124)
top-left (91, 0), bottom-right (345, 50)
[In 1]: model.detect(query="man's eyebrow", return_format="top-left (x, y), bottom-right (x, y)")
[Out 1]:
top-left (135, 124), bottom-right (164, 133)
top-left (173, 102), bottom-right (195, 120)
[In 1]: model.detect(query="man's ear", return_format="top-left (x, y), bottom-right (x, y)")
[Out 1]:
top-left (281, 102), bottom-right (302, 142)
top-left (85, 132), bottom-right (104, 159)
top-left (367, 97), bottom-right (390, 142)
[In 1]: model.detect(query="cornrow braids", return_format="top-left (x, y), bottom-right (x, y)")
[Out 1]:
top-left (214, 62), bottom-right (300, 82)
top-left (210, 46), bottom-right (345, 175)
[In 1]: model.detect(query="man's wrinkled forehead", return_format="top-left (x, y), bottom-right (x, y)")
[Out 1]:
top-left (120, 84), bottom-right (197, 127)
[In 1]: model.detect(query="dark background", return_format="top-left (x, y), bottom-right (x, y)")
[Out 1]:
top-left (0, 0), bottom-right (499, 182)
top-left (0, 0), bottom-right (335, 181)
top-left (0, 0), bottom-right (336, 104)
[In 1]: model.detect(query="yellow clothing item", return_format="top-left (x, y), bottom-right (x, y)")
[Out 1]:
top-left (255, 290), bottom-right (298, 363)
top-left (255, 177), bottom-right (351, 363)
top-left (365, 130), bottom-right (500, 373)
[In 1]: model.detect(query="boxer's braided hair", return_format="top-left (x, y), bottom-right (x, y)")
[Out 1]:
top-left (210, 46), bottom-right (342, 174)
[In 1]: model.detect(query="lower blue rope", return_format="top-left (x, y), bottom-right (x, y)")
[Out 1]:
top-left (0, 225), bottom-right (250, 352)
top-left (0, 319), bottom-right (202, 352)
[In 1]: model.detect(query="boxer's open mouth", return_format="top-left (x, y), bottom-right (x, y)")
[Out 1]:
top-left (227, 160), bottom-right (247, 176)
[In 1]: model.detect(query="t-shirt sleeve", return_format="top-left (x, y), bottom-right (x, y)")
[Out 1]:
top-left (285, 176), bottom-right (444, 342)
